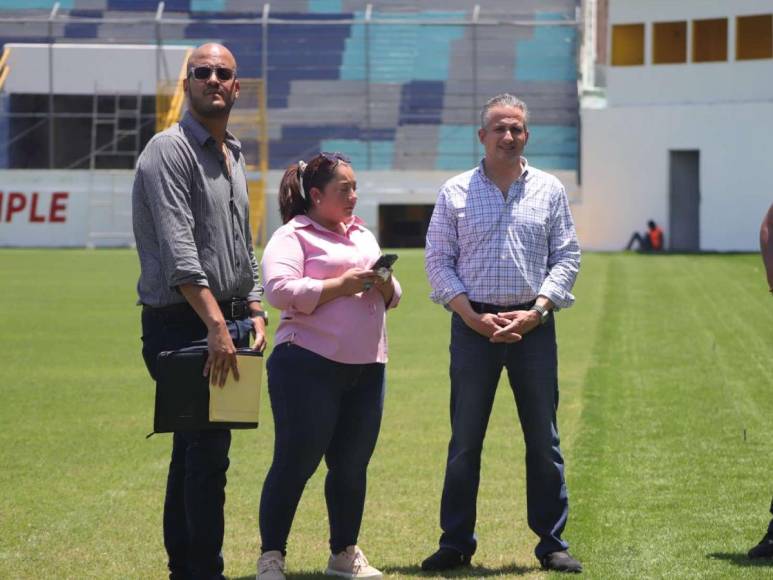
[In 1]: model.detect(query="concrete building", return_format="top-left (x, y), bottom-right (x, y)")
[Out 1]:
top-left (575, 0), bottom-right (773, 251)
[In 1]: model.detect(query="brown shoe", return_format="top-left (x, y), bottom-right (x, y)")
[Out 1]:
top-left (540, 550), bottom-right (582, 573)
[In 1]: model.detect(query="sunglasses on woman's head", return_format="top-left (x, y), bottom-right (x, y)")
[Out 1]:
top-left (320, 151), bottom-right (351, 168)
top-left (189, 66), bottom-right (236, 82)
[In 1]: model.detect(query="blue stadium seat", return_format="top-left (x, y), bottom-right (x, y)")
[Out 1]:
top-left (525, 124), bottom-right (578, 170)
top-left (436, 124), bottom-right (483, 170)
top-left (190, 0), bottom-right (226, 12)
top-left (309, 0), bottom-right (342, 13)
top-left (0, 1), bottom-right (581, 172)
top-left (3, 1), bottom-right (74, 8)
top-left (318, 139), bottom-right (394, 170)
top-left (270, 124), bottom-right (395, 168)
top-left (516, 12), bottom-right (577, 82)
top-left (341, 11), bottom-right (464, 83)
top-left (107, 0), bottom-right (190, 11)
top-left (399, 80), bottom-right (444, 125)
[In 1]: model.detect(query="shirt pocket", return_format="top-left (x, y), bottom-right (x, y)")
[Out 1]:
top-left (456, 206), bottom-right (497, 247)
top-left (514, 203), bottom-right (550, 247)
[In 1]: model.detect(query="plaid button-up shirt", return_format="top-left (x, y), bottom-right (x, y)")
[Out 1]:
top-left (425, 158), bottom-right (580, 309)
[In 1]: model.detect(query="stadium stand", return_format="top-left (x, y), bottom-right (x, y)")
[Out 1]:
top-left (0, 0), bottom-right (579, 171)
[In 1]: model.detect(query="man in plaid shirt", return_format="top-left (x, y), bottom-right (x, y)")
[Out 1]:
top-left (422, 94), bottom-right (582, 573)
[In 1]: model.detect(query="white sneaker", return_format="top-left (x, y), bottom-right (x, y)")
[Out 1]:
top-left (325, 545), bottom-right (383, 578)
top-left (257, 550), bottom-right (286, 580)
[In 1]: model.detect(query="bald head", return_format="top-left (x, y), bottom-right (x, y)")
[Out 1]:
top-left (188, 43), bottom-right (237, 71)
top-left (184, 42), bottom-right (240, 122)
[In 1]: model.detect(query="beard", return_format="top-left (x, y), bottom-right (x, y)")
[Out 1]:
top-left (188, 89), bottom-right (236, 119)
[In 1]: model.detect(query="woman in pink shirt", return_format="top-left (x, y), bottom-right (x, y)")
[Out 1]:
top-left (257, 152), bottom-right (401, 580)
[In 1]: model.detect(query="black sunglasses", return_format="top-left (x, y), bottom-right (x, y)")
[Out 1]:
top-left (320, 151), bottom-right (351, 167)
top-left (189, 66), bottom-right (236, 82)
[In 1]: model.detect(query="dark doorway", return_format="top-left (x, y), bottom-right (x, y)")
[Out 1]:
top-left (378, 204), bottom-right (435, 247)
top-left (669, 150), bottom-right (700, 251)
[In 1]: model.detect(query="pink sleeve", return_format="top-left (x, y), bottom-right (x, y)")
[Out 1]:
top-left (387, 276), bottom-right (402, 310)
top-left (261, 228), bottom-right (324, 314)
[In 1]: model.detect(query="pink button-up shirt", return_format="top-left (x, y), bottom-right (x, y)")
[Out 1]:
top-left (261, 215), bottom-right (401, 364)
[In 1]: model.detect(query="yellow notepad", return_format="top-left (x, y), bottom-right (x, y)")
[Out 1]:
top-left (209, 352), bottom-right (262, 423)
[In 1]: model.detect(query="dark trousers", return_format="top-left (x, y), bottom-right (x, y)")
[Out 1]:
top-left (625, 231), bottom-right (652, 251)
top-left (259, 343), bottom-right (385, 555)
top-left (141, 307), bottom-right (254, 580)
top-left (439, 312), bottom-right (570, 560)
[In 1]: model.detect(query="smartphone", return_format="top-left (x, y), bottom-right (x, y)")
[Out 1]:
top-left (371, 254), bottom-right (398, 270)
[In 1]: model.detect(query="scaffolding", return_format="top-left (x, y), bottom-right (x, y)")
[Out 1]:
top-left (0, 1), bottom-right (584, 245)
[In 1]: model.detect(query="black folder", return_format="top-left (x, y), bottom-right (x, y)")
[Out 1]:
top-left (151, 346), bottom-right (261, 434)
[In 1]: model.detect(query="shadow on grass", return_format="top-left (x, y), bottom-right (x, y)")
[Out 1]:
top-left (382, 562), bottom-right (540, 577)
top-left (707, 552), bottom-right (773, 568)
top-left (232, 562), bottom-right (540, 579)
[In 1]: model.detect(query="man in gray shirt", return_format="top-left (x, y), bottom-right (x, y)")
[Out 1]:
top-left (132, 43), bottom-right (267, 579)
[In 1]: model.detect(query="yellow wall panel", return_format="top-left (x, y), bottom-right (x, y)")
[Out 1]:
top-left (737, 14), bottom-right (773, 60)
top-left (612, 23), bottom-right (645, 66)
top-left (653, 21), bottom-right (687, 64)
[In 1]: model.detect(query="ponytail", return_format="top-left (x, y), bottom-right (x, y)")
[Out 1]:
top-left (278, 154), bottom-right (347, 224)
top-left (278, 163), bottom-right (308, 224)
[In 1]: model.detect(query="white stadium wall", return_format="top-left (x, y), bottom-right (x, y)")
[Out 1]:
top-left (605, 0), bottom-right (773, 107)
top-left (0, 168), bottom-right (579, 248)
top-left (0, 170), bottom-right (133, 247)
top-left (4, 43), bottom-right (191, 95)
top-left (574, 0), bottom-right (773, 251)
top-left (576, 102), bottom-right (773, 251)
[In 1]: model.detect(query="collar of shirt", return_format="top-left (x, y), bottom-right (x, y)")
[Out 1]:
top-left (288, 214), bottom-right (366, 236)
top-left (477, 156), bottom-right (531, 196)
top-left (180, 111), bottom-right (242, 157)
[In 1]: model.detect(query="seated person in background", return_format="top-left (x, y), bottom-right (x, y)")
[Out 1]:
top-left (625, 220), bottom-right (664, 252)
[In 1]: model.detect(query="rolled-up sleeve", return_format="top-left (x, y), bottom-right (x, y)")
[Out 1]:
top-left (539, 184), bottom-right (580, 309)
top-left (425, 188), bottom-right (467, 305)
top-left (138, 136), bottom-right (208, 290)
top-left (261, 227), bottom-right (323, 314)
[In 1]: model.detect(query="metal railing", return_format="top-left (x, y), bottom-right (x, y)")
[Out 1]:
top-left (0, 1), bottom-right (584, 172)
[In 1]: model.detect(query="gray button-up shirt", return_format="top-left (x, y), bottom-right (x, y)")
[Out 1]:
top-left (132, 112), bottom-right (262, 307)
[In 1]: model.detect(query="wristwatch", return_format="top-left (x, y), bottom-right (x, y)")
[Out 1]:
top-left (529, 304), bottom-right (550, 325)
top-left (249, 309), bottom-right (269, 326)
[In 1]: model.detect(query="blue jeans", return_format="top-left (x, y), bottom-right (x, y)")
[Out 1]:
top-left (259, 343), bottom-right (385, 554)
top-left (141, 307), bottom-right (254, 580)
top-left (439, 312), bottom-right (570, 560)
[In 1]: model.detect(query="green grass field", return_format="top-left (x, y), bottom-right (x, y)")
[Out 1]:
top-left (1, 249), bottom-right (772, 579)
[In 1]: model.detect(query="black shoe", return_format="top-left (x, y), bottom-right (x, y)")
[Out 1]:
top-left (540, 550), bottom-right (583, 573)
top-left (421, 547), bottom-right (471, 571)
top-left (748, 533), bottom-right (773, 559)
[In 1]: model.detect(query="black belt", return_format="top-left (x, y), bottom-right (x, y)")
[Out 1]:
top-left (143, 298), bottom-right (251, 320)
top-left (469, 300), bottom-right (535, 314)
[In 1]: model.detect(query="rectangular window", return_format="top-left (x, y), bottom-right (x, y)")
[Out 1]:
top-left (653, 21), bottom-right (687, 64)
top-left (611, 23), bottom-right (645, 66)
top-left (693, 18), bottom-right (728, 62)
top-left (737, 14), bottom-right (773, 60)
